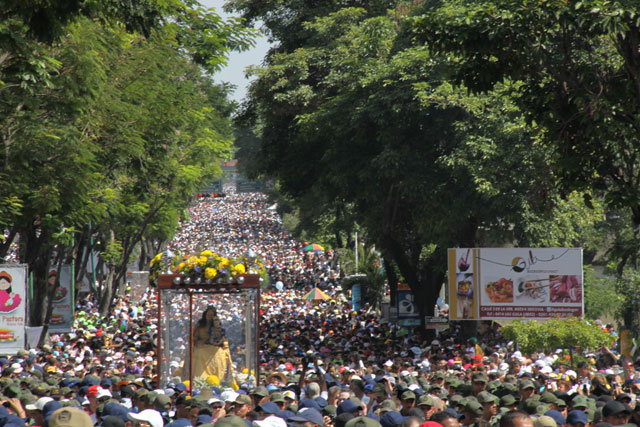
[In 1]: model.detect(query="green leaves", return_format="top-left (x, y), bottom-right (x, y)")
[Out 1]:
top-left (501, 317), bottom-right (615, 354)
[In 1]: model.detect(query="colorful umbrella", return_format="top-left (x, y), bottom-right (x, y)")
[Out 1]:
top-left (302, 243), bottom-right (324, 252)
top-left (302, 287), bottom-right (330, 301)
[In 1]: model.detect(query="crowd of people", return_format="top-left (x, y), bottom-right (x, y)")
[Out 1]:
top-left (0, 192), bottom-right (632, 427)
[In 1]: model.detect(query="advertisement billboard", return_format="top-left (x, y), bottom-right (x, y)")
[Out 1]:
top-left (448, 248), bottom-right (583, 320)
top-left (0, 265), bottom-right (27, 354)
top-left (397, 284), bottom-right (421, 326)
top-left (48, 265), bottom-right (73, 333)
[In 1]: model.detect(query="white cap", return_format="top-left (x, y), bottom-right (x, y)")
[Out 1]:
top-left (10, 363), bottom-right (23, 374)
top-left (283, 391), bottom-right (296, 400)
top-left (25, 396), bottom-right (53, 411)
top-left (96, 389), bottom-right (112, 400)
top-left (128, 409), bottom-right (164, 427)
top-left (222, 391), bottom-right (239, 403)
top-left (540, 366), bottom-right (553, 374)
top-left (383, 360), bottom-right (393, 367)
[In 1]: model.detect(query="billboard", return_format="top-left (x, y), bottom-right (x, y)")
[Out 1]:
top-left (0, 265), bottom-right (27, 354)
top-left (48, 265), bottom-right (73, 333)
top-left (448, 248), bottom-right (583, 320)
top-left (397, 284), bottom-right (421, 326)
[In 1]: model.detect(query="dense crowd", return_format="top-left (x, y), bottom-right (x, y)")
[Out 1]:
top-left (0, 192), bottom-right (631, 427)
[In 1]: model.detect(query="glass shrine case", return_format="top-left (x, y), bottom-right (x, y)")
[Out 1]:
top-left (156, 273), bottom-right (260, 391)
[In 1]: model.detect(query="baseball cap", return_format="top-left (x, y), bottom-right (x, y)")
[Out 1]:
top-left (602, 401), bottom-right (631, 418)
top-left (337, 400), bottom-right (363, 415)
top-left (25, 396), bottom-right (53, 411)
top-left (234, 394), bottom-right (252, 406)
top-left (256, 401), bottom-right (281, 415)
top-left (417, 395), bottom-right (434, 407)
top-left (345, 416), bottom-right (383, 427)
top-left (128, 409), bottom-right (164, 427)
top-left (214, 415), bottom-right (250, 427)
top-left (400, 391), bottom-right (415, 401)
top-left (289, 408), bottom-right (323, 426)
top-left (380, 411), bottom-right (405, 427)
top-left (533, 415), bottom-right (557, 427)
top-left (48, 407), bottom-right (93, 427)
top-left (545, 409), bottom-right (566, 426)
top-left (519, 380), bottom-right (535, 390)
top-left (567, 410), bottom-right (588, 426)
top-left (472, 373), bottom-right (488, 384)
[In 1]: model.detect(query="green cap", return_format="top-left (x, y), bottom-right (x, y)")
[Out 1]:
top-left (519, 380), bottom-right (535, 390)
top-left (472, 373), bottom-right (488, 384)
top-left (571, 395), bottom-right (589, 409)
top-left (465, 400), bottom-right (483, 417)
top-left (345, 416), bottom-right (382, 427)
top-left (251, 386), bottom-right (268, 397)
top-left (214, 415), bottom-right (250, 427)
top-left (400, 391), bottom-right (416, 401)
top-left (477, 391), bottom-right (499, 405)
top-left (417, 395), bottom-right (434, 407)
top-left (540, 392), bottom-right (556, 404)
top-left (270, 392), bottom-right (285, 403)
top-left (500, 394), bottom-right (517, 407)
top-left (449, 395), bottom-right (464, 406)
top-left (378, 399), bottom-right (396, 413)
top-left (523, 398), bottom-right (541, 415)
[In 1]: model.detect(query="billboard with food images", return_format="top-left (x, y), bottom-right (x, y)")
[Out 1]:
top-left (0, 265), bottom-right (27, 353)
top-left (448, 248), bottom-right (583, 320)
top-left (48, 265), bottom-right (73, 333)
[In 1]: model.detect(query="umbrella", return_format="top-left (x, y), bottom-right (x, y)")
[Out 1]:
top-left (302, 288), bottom-right (330, 301)
top-left (302, 243), bottom-right (324, 252)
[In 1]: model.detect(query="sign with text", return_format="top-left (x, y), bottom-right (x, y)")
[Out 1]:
top-left (48, 265), bottom-right (73, 333)
top-left (397, 284), bottom-right (420, 325)
top-left (448, 248), bottom-right (583, 320)
top-left (0, 265), bottom-right (27, 354)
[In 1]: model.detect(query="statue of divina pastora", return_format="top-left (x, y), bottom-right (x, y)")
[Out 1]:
top-left (192, 305), bottom-right (232, 379)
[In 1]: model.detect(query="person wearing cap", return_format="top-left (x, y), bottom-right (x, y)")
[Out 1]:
top-left (289, 408), bottom-right (324, 427)
top-left (208, 397), bottom-right (226, 423)
top-left (601, 401), bottom-right (631, 426)
top-left (49, 407), bottom-right (94, 427)
top-left (399, 391), bottom-right (416, 417)
top-left (169, 395), bottom-right (194, 427)
top-left (518, 381), bottom-right (536, 404)
top-left (367, 384), bottom-right (388, 415)
top-left (251, 386), bottom-right (269, 408)
top-left (462, 401), bottom-right (483, 426)
top-left (254, 401), bottom-right (287, 427)
top-left (477, 392), bottom-right (499, 424)
top-left (128, 408), bottom-right (164, 427)
top-left (472, 373), bottom-right (488, 396)
top-left (338, 399), bottom-right (364, 417)
top-left (345, 415), bottom-right (383, 427)
top-left (566, 410), bottom-right (588, 427)
top-left (233, 394), bottom-right (253, 420)
top-left (416, 394), bottom-right (435, 420)
top-left (25, 396), bottom-right (53, 426)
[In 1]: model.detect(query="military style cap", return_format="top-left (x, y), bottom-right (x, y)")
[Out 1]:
top-left (417, 395), bottom-right (434, 407)
top-left (472, 373), bottom-right (488, 384)
top-left (477, 391), bottom-right (499, 405)
top-left (500, 394), bottom-right (517, 407)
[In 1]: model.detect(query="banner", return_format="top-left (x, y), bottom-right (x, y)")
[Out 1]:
top-left (448, 248), bottom-right (583, 320)
top-left (397, 284), bottom-right (420, 326)
top-left (0, 265), bottom-right (27, 354)
top-left (48, 265), bottom-right (73, 333)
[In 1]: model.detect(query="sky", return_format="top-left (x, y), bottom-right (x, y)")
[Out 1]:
top-left (201, 0), bottom-right (272, 103)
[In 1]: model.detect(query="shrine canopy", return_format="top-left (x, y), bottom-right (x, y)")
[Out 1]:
top-left (303, 287), bottom-right (329, 301)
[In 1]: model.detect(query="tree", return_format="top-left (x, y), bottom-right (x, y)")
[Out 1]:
top-left (338, 243), bottom-right (385, 308)
top-left (501, 318), bottom-right (615, 355)
top-left (236, 6), bottom-right (605, 321)
top-left (1, 1), bottom-right (254, 322)
top-left (411, 0), bottom-right (640, 272)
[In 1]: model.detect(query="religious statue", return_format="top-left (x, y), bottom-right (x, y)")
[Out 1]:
top-left (192, 304), bottom-right (232, 379)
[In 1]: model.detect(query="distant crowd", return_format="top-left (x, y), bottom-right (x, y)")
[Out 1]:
top-left (0, 192), bottom-right (630, 427)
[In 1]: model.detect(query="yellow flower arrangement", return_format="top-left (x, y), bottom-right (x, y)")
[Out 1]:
top-left (149, 249), bottom-right (269, 286)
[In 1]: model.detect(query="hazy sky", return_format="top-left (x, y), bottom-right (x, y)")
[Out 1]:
top-left (201, 0), bottom-right (272, 103)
